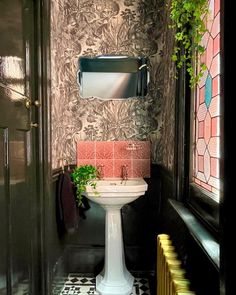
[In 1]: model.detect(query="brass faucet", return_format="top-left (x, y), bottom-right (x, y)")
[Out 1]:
top-left (121, 165), bottom-right (128, 181)
top-left (97, 164), bottom-right (104, 179)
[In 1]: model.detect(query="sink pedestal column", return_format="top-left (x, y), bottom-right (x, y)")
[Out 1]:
top-left (96, 204), bottom-right (134, 295)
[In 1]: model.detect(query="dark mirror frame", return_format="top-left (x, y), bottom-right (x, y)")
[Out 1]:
top-left (77, 55), bottom-right (149, 99)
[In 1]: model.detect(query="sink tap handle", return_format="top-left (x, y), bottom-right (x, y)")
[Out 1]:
top-left (97, 164), bottom-right (104, 179)
top-left (121, 164), bottom-right (128, 180)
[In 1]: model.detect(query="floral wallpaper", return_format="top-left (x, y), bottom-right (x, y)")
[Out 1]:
top-left (51, 0), bottom-right (175, 169)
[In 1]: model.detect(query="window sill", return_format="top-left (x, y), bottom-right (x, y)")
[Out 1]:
top-left (169, 199), bottom-right (219, 270)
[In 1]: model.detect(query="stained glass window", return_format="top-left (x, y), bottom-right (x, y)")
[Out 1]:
top-left (193, 0), bottom-right (221, 201)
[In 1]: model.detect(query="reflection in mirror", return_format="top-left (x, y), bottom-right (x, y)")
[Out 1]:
top-left (77, 55), bottom-right (149, 99)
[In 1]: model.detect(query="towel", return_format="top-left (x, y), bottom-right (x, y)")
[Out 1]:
top-left (56, 171), bottom-right (78, 234)
top-left (78, 194), bottom-right (91, 219)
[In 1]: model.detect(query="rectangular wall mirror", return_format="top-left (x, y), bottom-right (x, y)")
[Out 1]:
top-left (77, 55), bottom-right (149, 99)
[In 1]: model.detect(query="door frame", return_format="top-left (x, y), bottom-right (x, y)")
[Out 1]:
top-left (34, 0), bottom-right (52, 294)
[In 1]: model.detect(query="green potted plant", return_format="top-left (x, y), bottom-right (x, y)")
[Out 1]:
top-left (170, 0), bottom-right (209, 87)
top-left (71, 164), bottom-right (98, 205)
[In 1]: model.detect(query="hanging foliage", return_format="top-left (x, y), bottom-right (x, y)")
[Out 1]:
top-left (71, 165), bottom-right (98, 205)
top-left (170, 0), bottom-right (209, 87)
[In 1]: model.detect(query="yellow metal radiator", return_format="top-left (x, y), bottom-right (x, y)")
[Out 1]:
top-left (157, 234), bottom-right (196, 295)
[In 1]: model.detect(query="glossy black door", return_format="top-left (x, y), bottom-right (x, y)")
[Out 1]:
top-left (0, 0), bottom-right (39, 294)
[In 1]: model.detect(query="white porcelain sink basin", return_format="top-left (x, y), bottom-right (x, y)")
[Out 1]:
top-left (84, 177), bottom-right (148, 295)
top-left (85, 178), bottom-right (148, 206)
top-left (86, 178), bottom-right (148, 295)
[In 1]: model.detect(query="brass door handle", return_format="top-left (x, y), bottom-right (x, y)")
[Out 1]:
top-left (25, 98), bottom-right (41, 109)
top-left (33, 100), bottom-right (41, 107)
top-left (30, 122), bottom-right (38, 128)
top-left (25, 98), bottom-right (31, 109)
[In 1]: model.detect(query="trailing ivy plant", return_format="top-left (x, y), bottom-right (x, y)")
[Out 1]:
top-left (170, 0), bottom-right (209, 87)
top-left (71, 165), bottom-right (98, 206)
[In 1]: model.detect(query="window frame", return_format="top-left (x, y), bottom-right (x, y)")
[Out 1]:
top-left (174, 0), bottom-right (233, 292)
top-left (187, 65), bottom-right (221, 236)
top-left (188, 0), bottom-right (222, 237)
top-left (174, 20), bottom-right (222, 239)
top-left (188, 183), bottom-right (219, 235)
top-left (174, 72), bottom-right (221, 239)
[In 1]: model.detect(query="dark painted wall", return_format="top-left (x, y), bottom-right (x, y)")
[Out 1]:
top-left (47, 171), bottom-right (68, 292)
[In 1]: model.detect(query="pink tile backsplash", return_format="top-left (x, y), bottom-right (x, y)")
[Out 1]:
top-left (96, 141), bottom-right (114, 159)
top-left (96, 159), bottom-right (113, 178)
top-left (114, 141), bottom-right (131, 159)
top-left (114, 159), bottom-right (132, 178)
top-left (142, 159), bottom-right (151, 178)
top-left (77, 141), bottom-right (95, 159)
top-left (76, 159), bottom-right (96, 166)
top-left (77, 141), bottom-right (150, 178)
top-left (132, 160), bottom-right (143, 178)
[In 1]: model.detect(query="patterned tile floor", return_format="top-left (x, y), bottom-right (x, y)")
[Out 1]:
top-left (54, 273), bottom-right (151, 295)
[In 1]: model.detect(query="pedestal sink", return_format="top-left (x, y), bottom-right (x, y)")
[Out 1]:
top-left (85, 178), bottom-right (148, 295)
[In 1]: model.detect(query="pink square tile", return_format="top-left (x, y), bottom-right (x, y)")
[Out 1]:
top-left (77, 141), bottom-right (87, 159)
top-left (132, 160), bottom-right (143, 178)
top-left (85, 142), bottom-right (95, 159)
top-left (77, 141), bottom-right (95, 159)
top-left (114, 141), bottom-right (131, 159)
top-left (104, 142), bottom-right (114, 159)
top-left (96, 141), bottom-right (113, 159)
top-left (114, 159), bottom-right (131, 178)
top-left (132, 141), bottom-right (150, 159)
top-left (142, 159), bottom-right (150, 178)
top-left (96, 159), bottom-right (113, 178)
top-left (77, 159), bottom-right (96, 167)
top-left (96, 142), bottom-right (105, 159)
top-left (141, 141), bottom-right (150, 159)
top-left (132, 141), bottom-right (143, 159)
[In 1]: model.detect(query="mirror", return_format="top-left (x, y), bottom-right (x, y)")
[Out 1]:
top-left (77, 55), bottom-right (149, 99)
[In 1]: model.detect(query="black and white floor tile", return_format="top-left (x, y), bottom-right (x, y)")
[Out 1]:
top-left (55, 274), bottom-right (151, 295)
top-left (12, 278), bottom-right (29, 295)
